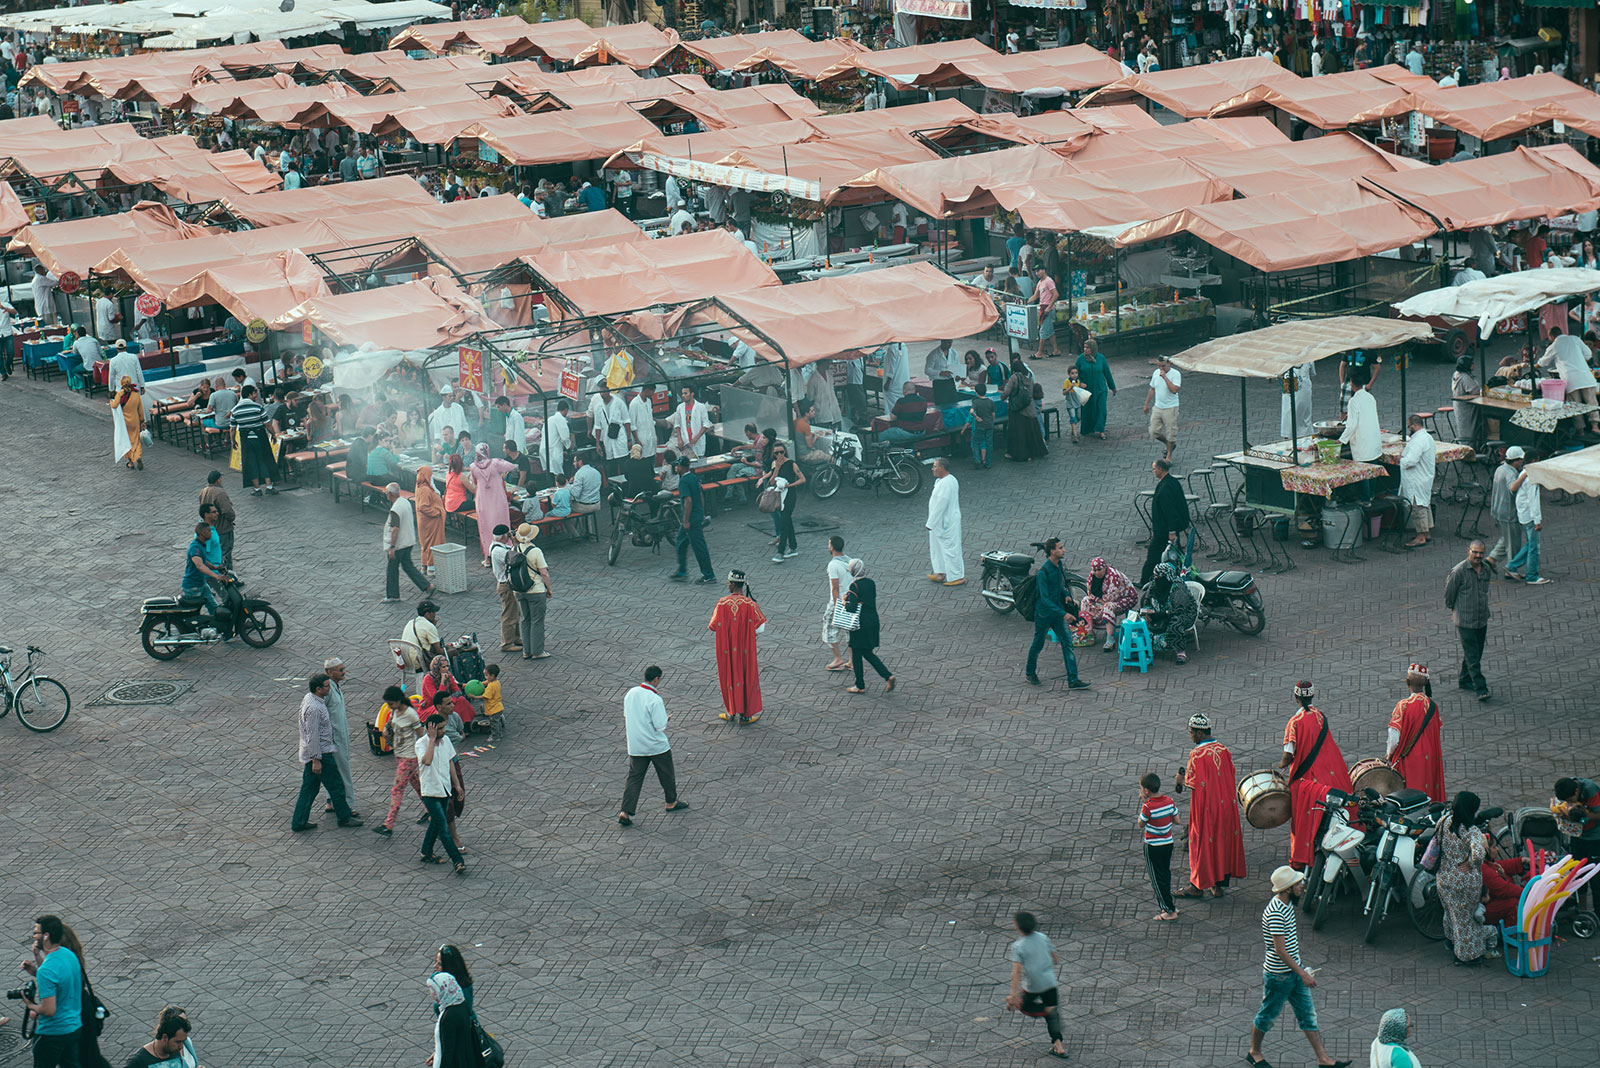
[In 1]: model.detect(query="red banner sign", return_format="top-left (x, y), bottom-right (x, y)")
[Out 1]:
top-left (560, 369), bottom-right (580, 400)
top-left (58, 271), bottom-right (81, 294)
top-left (458, 346), bottom-right (484, 393)
top-left (135, 293), bottom-right (162, 317)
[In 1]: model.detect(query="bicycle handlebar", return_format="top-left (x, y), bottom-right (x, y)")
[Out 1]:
top-left (26, 645), bottom-right (42, 654)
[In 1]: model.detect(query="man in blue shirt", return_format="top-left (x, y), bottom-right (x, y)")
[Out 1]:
top-left (183, 520), bottom-right (226, 629)
top-left (23, 914), bottom-right (83, 1067)
top-left (579, 181), bottom-right (606, 212)
top-left (669, 456), bottom-right (716, 584)
top-left (1025, 537), bottom-right (1090, 691)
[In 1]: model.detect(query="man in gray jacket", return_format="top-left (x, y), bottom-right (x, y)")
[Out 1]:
top-left (1488, 446), bottom-right (1525, 564)
top-left (1444, 540), bottom-right (1493, 702)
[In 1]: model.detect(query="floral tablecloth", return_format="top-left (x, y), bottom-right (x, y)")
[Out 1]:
top-left (1379, 439), bottom-right (1475, 464)
top-left (1509, 401), bottom-right (1599, 434)
top-left (1279, 459), bottom-right (1388, 497)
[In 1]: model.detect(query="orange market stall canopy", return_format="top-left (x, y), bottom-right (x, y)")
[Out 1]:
top-left (1080, 57), bottom-right (1302, 118)
top-left (462, 105), bottom-right (662, 167)
top-left (1358, 145), bottom-right (1600, 231)
top-left (428, 210), bottom-right (647, 278)
top-left (276, 276), bottom-right (501, 351)
top-left (205, 176), bottom-right (439, 227)
top-left (8, 202), bottom-right (216, 276)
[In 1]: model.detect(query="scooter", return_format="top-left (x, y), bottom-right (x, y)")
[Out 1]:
top-left (1190, 569), bottom-right (1267, 635)
top-left (979, 542), bottom-right (1087, 617)
top-left (1360, 787), bottom-right (1459, 945)
top-left (806, 431), bottom-right (922, 500)
top-left (139, 571), bottom-right (283, 660)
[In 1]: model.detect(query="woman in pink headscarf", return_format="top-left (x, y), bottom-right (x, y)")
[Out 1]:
top-left (1077, 556), bottom-right (1138, 651)
top-left (466, 442), bottom-right (514, 567)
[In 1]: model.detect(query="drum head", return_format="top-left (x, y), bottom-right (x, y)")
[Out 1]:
top-left (1245, 793), bottom-right (1292, 830)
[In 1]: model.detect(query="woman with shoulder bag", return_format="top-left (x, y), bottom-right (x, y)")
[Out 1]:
top-left (1004, 360), bottom-right (1047, 462)
top-left (758, 443), bottom-right (806, 562)
top-left (841, 560), bottom-right (895, 694)
top-left (426, 972), bottom-right (481, 1068)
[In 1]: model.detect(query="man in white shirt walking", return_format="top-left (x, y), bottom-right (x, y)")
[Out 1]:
top-left (926, 458), bottom-right (964, 585)
top-left (382, 483), bottom-right (435, 603)
top-left (1399, 413), bottom-right (1436, 547)
top-left (1505, 463), bottom-right (1548, 584)
top-left (105, 340), bottom-right (144, 395)
top-left (618, 665), bottom-right (690, 827)
top-left (415, 713), bottom-right (465, 873)
top-left (823, 535), bottom-right (852, 671)
top-left (1144, 354), bottom-right (1182, 462)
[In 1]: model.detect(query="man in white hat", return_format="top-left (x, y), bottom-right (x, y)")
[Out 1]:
top-left (105, 338), bottom-right (144, 394)
top-left (427, 385), bottom-right (468, 444)
top-left (1249, 866), bottom-right (1351, 1068)
top-left (1487, 446), bottom-right (1525, 564)
top-left (511, 523), bottom-right (552, 659)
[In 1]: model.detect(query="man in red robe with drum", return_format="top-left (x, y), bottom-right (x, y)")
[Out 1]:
top-left (1385, 663), bottom-right (1445, 802)
top-left (1174, 712), bottom-right (1247, 899)
top-left (1278, 680), bottom-right (1354, 869)
top-left (709, 570), bottom-right (766, 724)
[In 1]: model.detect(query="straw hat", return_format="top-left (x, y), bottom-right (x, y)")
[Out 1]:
top-left (515, 522), bottom-right (538, 543)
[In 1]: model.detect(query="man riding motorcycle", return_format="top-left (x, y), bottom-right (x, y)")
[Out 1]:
top-left (183, 519), bottom-right (231, 638)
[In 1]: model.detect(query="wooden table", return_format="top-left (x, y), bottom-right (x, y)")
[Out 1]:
top-left (1465, 392), bottom-right (1599, 444)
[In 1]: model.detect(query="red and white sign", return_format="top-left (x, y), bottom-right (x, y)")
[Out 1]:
top-left (458, 346), bottom-right (484, 393)
top-left (58, 271), bottom-right (81, 294)
top-left (135, 293), bottom-right (162, 317)
top-left (301, 320), bottom-right (315, 344)
top-left (895, 0), bottom-right (972, 20)
top-left (559, 369), bottom-right (580, 400)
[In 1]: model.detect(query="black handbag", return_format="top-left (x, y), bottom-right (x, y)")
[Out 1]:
top-left (477, 1021), bottom-right (504, 1068)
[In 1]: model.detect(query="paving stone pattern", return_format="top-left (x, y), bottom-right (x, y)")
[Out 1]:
top-left (1, 342), bottom-right (1594, 1068)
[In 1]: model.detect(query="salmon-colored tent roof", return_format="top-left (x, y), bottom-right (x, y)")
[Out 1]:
top-left (806, 98), bottom-right (978, 138)
top-left (525, 230), bottom-right (779, 318)
top-left (563, 23), bottom-right (681, 69)
top-left (696, 130), bottom-right (942, 201)
top-left (8, 201), bottom-right (216, 276)
top-left (924, 106), bottom-right (1158, 152)
top-left (704, 261), bottom-right (998, 366)
top-left (305, 87), bottom-right (519, 142)
top-left (1118, 181), bottom-right (1438, 272)
top-left (844, 38), bottom-right (997, 85)
top-left (905, 43), bottom-right (1123, 95)
top-left (1210, 64), bottom-right (1422, 129)
top-left (0, 120), bottom-right (142, 160)
top-left (18, 40), bottom-right (285, 96)
top-left (640, 84), bottom-right (823, 130)
top-left (726, 37), bottom-right (870, 83)
top-left (1060, 116), bottom-right (1288, 165)
top-left (423, 209), bottom-right (647, 276)
top-left (1183, 133), bottom-right (1425, 197)
top-left (0, 130), bottom-right (198, 182)
top-left (278, 275), bottom-right (501, 350)
top-left (832, 143), bottom-right (1081, 212)
top-left (971, 159), bottom-right (1235, 235)
top-left (604, 119), bottom-right (818, 170)
top-left (216, 175), bottom-right (439, 227)
top-left (463, 104), bottom-right (662, 166)
top-left (0, 182), bottom-right (29, 239)
top-left (675, 29), bottom-right (813, 69)
top-left (484, 63), bottom-right (645, 103)
top-left (387, 15), bottom-right (542, 57)
top-left (175, 75), bottom-right (353, 126)
top-left (214, 43), bottom-right (351, 76)
top-left (1080, 56), bottom-right (1300, 118)
top-left (105, 149), bottom-right (283, 203)
top-left (1359, 144), bottom-right (1600, 231)
top-left (1406, 73), bottom-right (1600, 141)
top-left (167, 248), bottom-right (332, 322)
top-left (332, 53), bottom-right (492, 91)
top-left (0, 115), bottom-right (73, 147)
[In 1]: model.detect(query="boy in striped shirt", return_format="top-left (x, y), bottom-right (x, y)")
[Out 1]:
top-left (1138, 773), bottom-right (1179, 921)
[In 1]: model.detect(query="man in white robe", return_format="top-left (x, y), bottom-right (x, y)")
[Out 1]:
top-left (881, 343), bottom-right (909, 415)
top-left (1280, 361), bottom-right (1314, 441)
top-left (588, 386), bottom-right (632, 473)
top-left (672, 385), bottom-right (710, 460)
top-left (1399, 414), bottom-right (1436, 547)
top-left (626, 388), bottom-right (658, 456)
top-left (542, 400), bottom-right (573, 476)
top-left (427, 386), bottom-right (468, 443)
top-left (926, 458), bottom-right (964, 585)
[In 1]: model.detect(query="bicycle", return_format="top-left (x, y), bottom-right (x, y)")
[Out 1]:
top-left (0, 645), bottom-right (71, 732)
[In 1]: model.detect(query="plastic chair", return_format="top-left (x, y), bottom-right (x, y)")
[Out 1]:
top-left (1117, 618), bottom-right (1153, 673)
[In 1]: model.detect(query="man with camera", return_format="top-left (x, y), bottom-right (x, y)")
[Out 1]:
top-left (17, 914), bottom-right (83, 1067)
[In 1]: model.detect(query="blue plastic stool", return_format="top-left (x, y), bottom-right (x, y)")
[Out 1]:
top-left (1118, 618), bottom-right (1153, 673)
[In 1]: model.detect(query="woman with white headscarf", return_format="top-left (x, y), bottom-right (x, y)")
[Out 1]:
top-left (1370, 1007), bottom-right (1419, 1067)
top-left (426, 972), bottom-right (481, 1068)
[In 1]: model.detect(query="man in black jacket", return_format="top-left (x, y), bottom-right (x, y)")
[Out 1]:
top-left (1141, 458), bottom-right (1191, 585)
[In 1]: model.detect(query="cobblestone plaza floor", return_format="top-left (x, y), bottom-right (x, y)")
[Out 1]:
top-left (2, 346), bottom-right (1595, 1067)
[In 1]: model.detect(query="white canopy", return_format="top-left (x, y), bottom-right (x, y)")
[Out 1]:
top-left (1167, 315), bottom-right (1434, 379)
top-left (0, 0), bottom-right (447, 47)
top-left (1392, 267), bottom-right (1600, 335)
top-left (1525, 443), bottom-right (1600, 496)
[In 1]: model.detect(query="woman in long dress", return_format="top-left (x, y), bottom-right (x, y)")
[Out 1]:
top-left (1003, 360), bottom-right (1046, 461)
top-left (1078, 556), bottom-right (1138, 650)
top-left (1450, 356), bottom-right (1484, 447)
top-left (414, 464), bottom-right (446, 574)
top-left (842, 561), bottom-right (894, 694)
top-left (1280, 361), bottom-right (1314, 441)
top-left (466, 442), bottom-right (514, 567)
top-left (1074, 337), bottom-right (1116, 439)
top-left (111, 375), bottom-right (144, 470)
top-left (1435, 790), bottom-right (1489, 965)
top-left (426, 972), bottom-right (481, 1068)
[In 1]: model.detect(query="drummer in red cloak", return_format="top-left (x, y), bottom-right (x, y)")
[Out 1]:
top-left (1174, 712), bottom-right (1248, 899)
top-left (1385, 663), bottom-right (1446, 802)
top-left (1278, 680), bottom-right (1354, 870)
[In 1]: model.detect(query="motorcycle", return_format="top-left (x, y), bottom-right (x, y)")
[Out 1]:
top-left (1305, 789), bottom-right (1383, 932)
top-left (979, 542), bottom-right (1087, 617)
top-left (606, 487), bottom-right (684, 566)
top-left (1360, 787), bottom-right (1462, 945)
top-left (139, 572), bottom-right (283, 660)
top-left (1190, 569), bottom-right (1267, 635)
top-left (806, 431), bottom-right (922, 500)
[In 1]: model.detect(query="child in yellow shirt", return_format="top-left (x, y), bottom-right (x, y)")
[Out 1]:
top-left (481, 664), bottom-right (503, 732)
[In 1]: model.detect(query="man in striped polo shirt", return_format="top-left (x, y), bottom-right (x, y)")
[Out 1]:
top-left (1137, 772), bottom-right (1178, 921)
top-left (1248, 866), bottom-right (1351, 1068)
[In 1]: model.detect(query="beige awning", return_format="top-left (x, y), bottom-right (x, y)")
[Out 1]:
top-left (1168, 316), bottom-right (1433, 379)
top-left (1525, 444), bottom-right (1600, 496)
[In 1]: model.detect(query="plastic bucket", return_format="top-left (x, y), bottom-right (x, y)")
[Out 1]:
top-left (1316, 439), bottom-right (1342, 464)
top-left (1499, 921), bottom-right (1552, 978)
top-left (1540, 378), bottom-right (1568, 403)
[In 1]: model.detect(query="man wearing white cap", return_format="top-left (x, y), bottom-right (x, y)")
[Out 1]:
top-left (427, 385), bottom-right (468, 444)
top-left (1249, 866), bottom-right (1351, 1068)
top-left (321, 657), bottom-right (360, 819)
top-left (105, 339), bottom-right (144, 395)
top-left (1487, 446), bottom-right (1525, 565)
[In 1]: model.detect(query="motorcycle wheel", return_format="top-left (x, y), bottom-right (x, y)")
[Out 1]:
top-left (1406, 870), bottom-right (1446, 941)
top-left (1229, 592), bottom-right (1266, 635)
top-left (1312, 870), bottom-right (1340, 931)
top-left (885, 456), bottom-right (922, 497)
top-left (811, 463), bottom-right (841, 499)
top-left (607, 522), bottom-right (623, 566)
top-left (1364, 866), bottom-right (1392, 945)
top-left (239, 606), bottom-right (284, 648)
top-left (980, 572), bottom-right (1015, 614)
top-left (141, 620), bottom-right (186, 660)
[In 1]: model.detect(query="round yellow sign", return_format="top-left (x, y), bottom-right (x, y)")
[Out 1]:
top-left (245, 318), bottom-right (268, 343)
top-left (302, 355), bottom-right (323, 379)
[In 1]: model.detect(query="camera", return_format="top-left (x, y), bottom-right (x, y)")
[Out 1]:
top-left (5, 981), bottom-right (36, 1001)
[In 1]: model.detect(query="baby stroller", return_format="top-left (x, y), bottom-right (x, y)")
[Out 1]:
top-left (1506, 806), bottom-right (1599, 940)
top-left (447, 634), bottom-right (497, 736)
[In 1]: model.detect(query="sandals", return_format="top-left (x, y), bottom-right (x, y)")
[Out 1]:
top-left (418, 853), bottom-right (444, 864)
top-left (1176, 887), bottom-right (1205, 900)
top-left (885, 676), bottom-right (896, 692)
top-left (453, 862), bottom-right (468, 877)
top-left (845, 686), bottom-right (866, 694)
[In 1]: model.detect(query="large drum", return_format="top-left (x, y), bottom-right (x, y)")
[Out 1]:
top-left (1238, 770), bottom-right (1291, 829)
top-left (1350, 757), bottom-right (1403, 797)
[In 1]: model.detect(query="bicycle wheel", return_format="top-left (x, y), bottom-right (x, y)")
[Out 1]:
top-left (15, 676), bottom-right (70, 732)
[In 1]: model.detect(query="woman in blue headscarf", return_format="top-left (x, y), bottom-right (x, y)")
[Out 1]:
top-left (1370, 1007), bottom-right (1419, 1067)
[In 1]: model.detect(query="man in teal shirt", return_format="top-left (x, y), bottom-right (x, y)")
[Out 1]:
top-left (23, 914), bottom-right (83, 1067)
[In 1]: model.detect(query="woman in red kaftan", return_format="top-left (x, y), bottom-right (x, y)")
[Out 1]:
top-left (708, 572), bottom-right (766, 723)
top-left (1277, 681), bottom-right (1354, 869)
top-left (1175, 713), bottom-right (1247, 897)
top-left (1386, 666), bottom-right (1446, 802)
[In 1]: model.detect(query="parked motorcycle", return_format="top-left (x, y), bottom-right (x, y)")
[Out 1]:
top-left (139, 572), bottom-right (283, 660)
top-left (806, 431), bottom-right (921, 499)
top-left (979, 542), bottom-right (1087, 617)
top-left (1360, 787), bottom-right (1465, 945)
top-left (1305, 789), bottom-right (1383, 932)
top-left (1190, 569), bottom-right (1267, 635)
top-left (606, 488), bottom-right (684, 566)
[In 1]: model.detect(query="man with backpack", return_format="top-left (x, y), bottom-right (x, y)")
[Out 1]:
top-left (489, 525), bottom-right (521, 652)
top-left (509, 523), bottom-right (553, 659)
